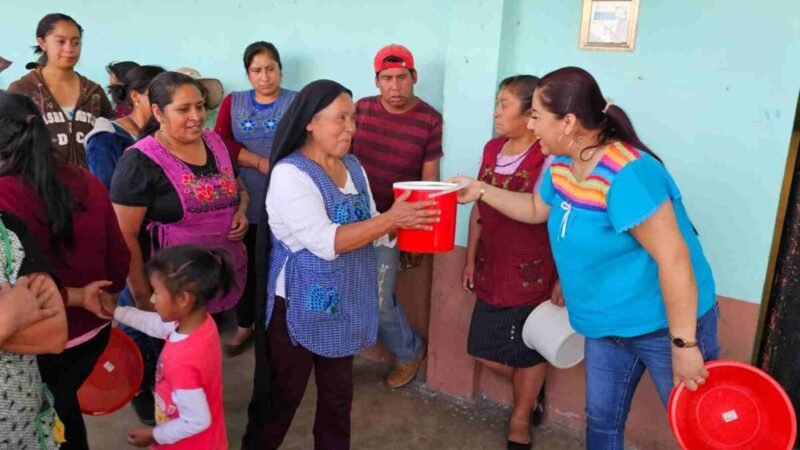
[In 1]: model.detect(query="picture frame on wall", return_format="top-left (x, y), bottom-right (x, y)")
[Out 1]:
top-left (579, 0), bottom-right (640, 52)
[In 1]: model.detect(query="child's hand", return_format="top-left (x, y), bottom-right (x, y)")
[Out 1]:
top-left (127, 426), bottom-right (155, 447)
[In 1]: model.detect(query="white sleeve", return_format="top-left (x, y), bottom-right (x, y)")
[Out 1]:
top-left (151, 389), bottom-right (211, 445)
top-left (363, 167), bottom-right (395, 248)
top-left (266, 164), bottom-right (339, 260)
top-left (113, 307), bottom-right (176, 339)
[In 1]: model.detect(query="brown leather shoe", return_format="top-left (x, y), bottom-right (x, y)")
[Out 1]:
top-left (386, 347), bottom-right (426, 389)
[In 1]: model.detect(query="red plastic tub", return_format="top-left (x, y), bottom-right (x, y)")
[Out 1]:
top-left (668, 359), bottom-right (797, 450)
top-left (77, 327), bottom-right (144, 415)
top-left (392, 181), bottom-right (458, 253)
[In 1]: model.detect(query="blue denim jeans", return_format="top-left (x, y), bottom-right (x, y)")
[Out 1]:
top-left (376, 245), bottom-right (423, 363)
top-left (118, 287), bottom-right (160, 391)
top-left (584, 303), bottom-right (720, 450)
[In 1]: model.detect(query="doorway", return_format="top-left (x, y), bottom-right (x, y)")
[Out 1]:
top-left (755, 92), bottom-right (800, 448)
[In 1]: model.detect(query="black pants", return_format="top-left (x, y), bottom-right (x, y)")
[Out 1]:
top-left (38, 325), bottom-right (111, 450)
top-left (236, 226), bottom-right (258, 329)
top-left (243, 298), bottom-right (354, 450)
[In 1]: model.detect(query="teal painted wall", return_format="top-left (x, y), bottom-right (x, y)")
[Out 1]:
top-left (0, 1), bottom-right (449, 112)
top-left (440, 0), bottom-right (800, 303)
top-left (440, 0), bottom-right (506, 240)
top-left (3, 1), bottom-right (798, 303)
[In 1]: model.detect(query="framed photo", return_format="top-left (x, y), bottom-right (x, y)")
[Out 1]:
top-left (579, 0), bottom-right (641, 52)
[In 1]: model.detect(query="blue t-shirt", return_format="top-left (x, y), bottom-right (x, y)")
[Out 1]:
top-left (538, 142), bottom-right (715, 338)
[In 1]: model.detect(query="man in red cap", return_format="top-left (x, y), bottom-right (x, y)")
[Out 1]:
top-left (352, 44), bottom-right (443, 388)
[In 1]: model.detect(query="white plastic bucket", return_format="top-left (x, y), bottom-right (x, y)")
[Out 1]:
top-left (522, 300), bottom-right (585, 369)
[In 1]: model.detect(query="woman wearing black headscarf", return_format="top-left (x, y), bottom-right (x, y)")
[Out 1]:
top-left (241, 80), bottom-right (438, 449)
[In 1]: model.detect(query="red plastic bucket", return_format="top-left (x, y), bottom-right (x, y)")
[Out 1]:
top-left (668, 359), bottom-right (797, 450)
top-left (392, 181), bottom-right (458, 253)
top-left (77, 327), bottom-right (144, 415)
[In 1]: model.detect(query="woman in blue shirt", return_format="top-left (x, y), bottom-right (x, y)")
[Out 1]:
top-left (85, 65), bottom-right (165, 188)
top-left (453, 67), bottom-right (719, 450)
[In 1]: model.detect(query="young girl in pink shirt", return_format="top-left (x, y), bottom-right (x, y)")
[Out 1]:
top-left (86, 245), bottom-right (230, 449)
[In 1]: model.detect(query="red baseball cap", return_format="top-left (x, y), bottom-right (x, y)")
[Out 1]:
top-left (373, 44), bottom-right (415, 74)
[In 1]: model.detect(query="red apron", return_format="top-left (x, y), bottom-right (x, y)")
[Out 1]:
top-left (474, 137), bottom-right (556, 308)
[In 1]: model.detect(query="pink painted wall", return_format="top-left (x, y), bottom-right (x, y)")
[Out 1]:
top-left (422, 247), bottom-right (762, 449)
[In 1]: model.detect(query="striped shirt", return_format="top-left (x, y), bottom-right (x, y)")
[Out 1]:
top-left (352, 96), bottom-right (443, 212)
top-left (539, 142), bottom-right (716, 337)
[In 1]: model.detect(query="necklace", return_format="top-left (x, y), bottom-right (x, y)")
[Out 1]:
top-left (123, 115), bottom-right (141, 137)
top-left (495, 141), bottom-right (533, 168)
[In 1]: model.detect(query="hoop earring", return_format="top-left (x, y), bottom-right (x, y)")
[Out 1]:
top-left (579, 147), bottom-right (593, 162)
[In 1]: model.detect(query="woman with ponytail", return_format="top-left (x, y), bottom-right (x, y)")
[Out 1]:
top-left (85, 65), bottom-right (165, 188)
top-left (0, 92), bottom-right (130, 450)
top-left (85, 65), bottom-right (165, 426)
top-left (8, 13), bottom-right (114, 168)
top-left (106, 61), bottom-right (140, 118)
top-left (453, 67), bottom-right (719, 450)
top-left (214, 41), bottom-right (297, 356)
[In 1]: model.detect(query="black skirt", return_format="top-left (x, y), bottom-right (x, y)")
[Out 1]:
top-left (467, 298), bottom-right (546, 368)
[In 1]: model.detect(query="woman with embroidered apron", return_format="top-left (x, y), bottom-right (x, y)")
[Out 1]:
top-left (462, 76), bottom-right (557, 450)
top-left (110, 72), bottom-right (248, 326)
top-left (0, 212), bottom-right (68, 450)
top-left (241, 80), bottom-right (438, 450)
top-left (453, 67), bottom-right (719, 450)
top-left (214, 41), bottom-right (297, 355)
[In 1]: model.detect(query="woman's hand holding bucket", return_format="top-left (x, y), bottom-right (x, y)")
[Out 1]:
top-left (448, 176), bottom-right (483, 204)
top-left (387, 190), bottom-right (441, 231)
top-left (672, 346), bottom-right (708, 391)
top-left (550, 279), bottom-right (566, 307)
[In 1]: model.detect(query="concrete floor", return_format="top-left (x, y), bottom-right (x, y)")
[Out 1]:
top-left (85, 322), bottom-right (586, 449)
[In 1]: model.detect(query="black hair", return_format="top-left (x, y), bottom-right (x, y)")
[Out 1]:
top-left (0, 92), bottom-right (75, 252)
top-left (106, 61), bottom-right (139, 83)
top-left (139, 71), bottom-right (205, 138)
top-left (498, 75), bottom-right (539, 114)
top-left (25, 54), bottom-right (47, 70)
top-left (107, 65), bottom-right (165, 108)
top-left (146, 245), bottom-right (233, 309)
top-left (537, 67), bottom-right (658, 162)
top-left (376, 55), bottom-right (416, 78)
top-left (32, 14), bottom-right (83, 58)
top-left (243, 41), bottom-right (282, 71)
